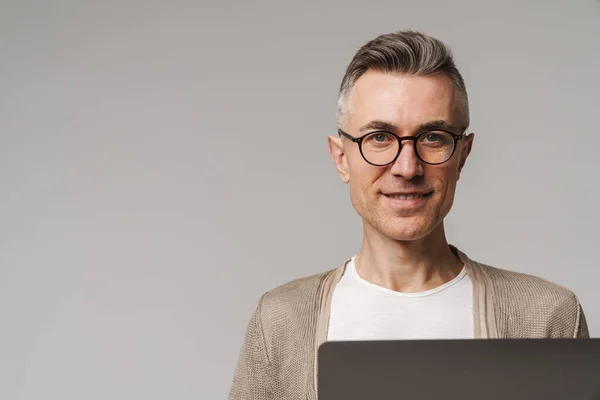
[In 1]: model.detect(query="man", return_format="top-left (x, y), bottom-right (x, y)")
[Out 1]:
top-left (228, 30), bottom-right (589, 400)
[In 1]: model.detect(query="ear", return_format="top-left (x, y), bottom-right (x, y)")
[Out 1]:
top-left (457, 133), bottom-right (474, 181)
top-left (328, 135), bottom-right (350, 184)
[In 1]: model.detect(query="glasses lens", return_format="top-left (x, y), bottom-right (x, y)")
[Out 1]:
top-left (416, 131), bottom-right (456, 164)
top-left (361, 131), bottom-right (400, 165)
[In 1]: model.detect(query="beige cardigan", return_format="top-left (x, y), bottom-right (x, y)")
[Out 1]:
top-left (228, 248), bottom-right (589, 400)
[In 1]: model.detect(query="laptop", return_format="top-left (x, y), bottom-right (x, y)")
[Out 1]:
top-left (318, 339), bottom-right (600, 400)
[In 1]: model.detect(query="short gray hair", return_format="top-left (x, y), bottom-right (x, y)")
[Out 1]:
top-left (336, 30), bottom-right (469, 129)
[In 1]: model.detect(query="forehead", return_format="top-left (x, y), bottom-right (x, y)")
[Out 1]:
top-left (347, 70), bottom-right (461, 132)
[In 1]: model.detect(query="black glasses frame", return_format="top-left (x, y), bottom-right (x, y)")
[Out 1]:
top-left (337, 128), bottom-right (464, 166)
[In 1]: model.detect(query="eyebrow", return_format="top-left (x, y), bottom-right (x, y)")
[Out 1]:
top-left (358, 119), bottom-right (458, 134)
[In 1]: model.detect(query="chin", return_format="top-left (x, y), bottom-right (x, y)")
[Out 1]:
top-left (356, 197), bottom-right (449, 241)
top-left (383, 227), bottom-right (433, 241)
top-left (376, 215), bottom-right (441, 241)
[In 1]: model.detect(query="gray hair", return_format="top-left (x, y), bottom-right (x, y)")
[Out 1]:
top-left (336, 30), bottom-right (469, 129)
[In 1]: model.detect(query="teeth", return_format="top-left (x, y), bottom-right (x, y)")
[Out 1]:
top-left (389, 193), bottom-right (425, 200)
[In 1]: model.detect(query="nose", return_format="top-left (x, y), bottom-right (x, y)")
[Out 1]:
top-left (389, 141), bottom-right (424, 179)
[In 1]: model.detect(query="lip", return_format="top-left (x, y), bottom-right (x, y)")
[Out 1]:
top-left (383, 191), bottom-right (432, 196)
top-left (381, 191), bottom-right (433, 208)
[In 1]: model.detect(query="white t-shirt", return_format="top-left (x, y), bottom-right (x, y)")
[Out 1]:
top-left (327, 256), bottom-right (474, 341)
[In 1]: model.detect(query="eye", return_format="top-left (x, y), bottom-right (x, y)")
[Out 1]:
top-left (365, 131), bottom-right (394, 145)
top-left (418, 131), bottom-right (451, 146)
top-left (374, 133), bottom-right (388, 142)
top-left (424, 133), bottom-right (443, 142)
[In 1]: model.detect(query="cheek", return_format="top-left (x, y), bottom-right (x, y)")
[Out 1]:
top-left (428, 165), bottom-right (459, 200)
top-left (348, 163), bottom-right (382, 205)
top-left (349, 174), bottom-right (373, 206)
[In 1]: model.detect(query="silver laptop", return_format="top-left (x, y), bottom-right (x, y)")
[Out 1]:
top-left (318, 339), bottom-right (600, 400)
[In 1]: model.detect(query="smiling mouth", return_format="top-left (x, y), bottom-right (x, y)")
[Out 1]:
top-left (383, 191), bottom-right (433, 200)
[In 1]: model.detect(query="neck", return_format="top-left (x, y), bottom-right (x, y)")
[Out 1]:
top-left (354, 221), bottom-right (463, 293)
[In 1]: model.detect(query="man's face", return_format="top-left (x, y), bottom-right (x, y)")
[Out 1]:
top-left (329, 70), bottom-right (474, 241)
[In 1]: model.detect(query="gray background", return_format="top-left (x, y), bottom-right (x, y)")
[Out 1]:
top-left (1, 0), bottom-right (598, 398)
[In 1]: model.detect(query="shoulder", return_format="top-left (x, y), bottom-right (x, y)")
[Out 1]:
top-left (480, 263), bottom-right (578, 306)
top-left (254, 270), bottom-right (335, 337)
top-left (260, 270), bottom-right (332, 315)
top-left (251, 270), bottom-right (333, 367)
top-left (476, 262), bottom-right (583, 338)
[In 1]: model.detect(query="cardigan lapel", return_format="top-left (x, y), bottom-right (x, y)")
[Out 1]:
top-left (312, 261), bottom-right (349, 399)
top-left (454, 247), bottom-right (499, 339)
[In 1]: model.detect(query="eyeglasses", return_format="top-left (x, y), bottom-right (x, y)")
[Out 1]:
top-left (338, 128), bottom-right (464, 166)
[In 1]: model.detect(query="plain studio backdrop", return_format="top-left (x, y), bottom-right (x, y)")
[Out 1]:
top-left (1, 0), bottom-right (599, 398)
